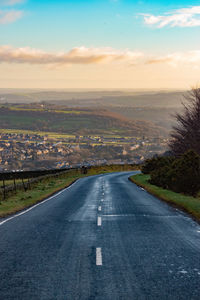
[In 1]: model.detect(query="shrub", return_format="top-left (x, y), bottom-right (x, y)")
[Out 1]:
top-left (170, 150), bottom-right (200, 196)
top-left (150, 165), bottom-right (173, 189)
top-left (142, 156), bottom-right (174, 175)
top-left (149, 150), bottom-right (200, 196)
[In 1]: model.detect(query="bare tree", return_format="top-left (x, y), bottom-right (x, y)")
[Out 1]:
top-left (169, 87), bottom-right (200, 156)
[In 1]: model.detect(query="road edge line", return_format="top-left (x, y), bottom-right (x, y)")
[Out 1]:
top-left (0, 179), bottom-right (79, 227)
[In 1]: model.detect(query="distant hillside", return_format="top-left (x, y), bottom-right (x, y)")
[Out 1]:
top-left (0, 105), bottom-right (167, 137)
top-left (0, 89), bottom-right (186, 134)
top-left (107, 106), bottom-right (182, 131)
top-left (0, 89), bottom-right (185, 108)
top-left (58, 91), bottom-right (184, 109)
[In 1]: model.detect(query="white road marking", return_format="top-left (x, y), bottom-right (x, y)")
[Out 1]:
top-left (0, 180), bottom-right (79, 227)
top-left (97, 216), bottom-right (102, 226)
top-left (98, 206), bottom-right (102, 212)
top-left (101, 199), bottom-right (104, 202)
top-left (96, 248), bottom-right (102, 266)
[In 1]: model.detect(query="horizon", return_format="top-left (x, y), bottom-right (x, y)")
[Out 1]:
top-left (0, 87), bottom-right (187, 92)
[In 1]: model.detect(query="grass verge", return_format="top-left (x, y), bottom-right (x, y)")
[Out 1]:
top-left (0, 170), bottom-right (83, 218)
top-left (0, 165), bottom-right (138, 218)
top-left (130, 174), bottom-right (200, 222)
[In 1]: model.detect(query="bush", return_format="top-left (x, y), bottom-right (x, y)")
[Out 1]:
top-left (170, 150), bottom-right (200, 196)
top-left (148, 150), bottom-right (200, 196)
top-left (142, 156), bottom-right (174, 175)
top-left (150, 165), bottom-right (173, 189)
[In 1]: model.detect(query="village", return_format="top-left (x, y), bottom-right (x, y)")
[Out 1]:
top-left (0, 132), bottom-right (168, 171)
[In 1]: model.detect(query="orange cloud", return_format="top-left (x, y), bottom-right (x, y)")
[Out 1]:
top-left (0, 45), bottom-right (144, 65)
top-left (146, 51), bottom-right (200, 66)
top-left (1, 45), bottom-right (200, 70)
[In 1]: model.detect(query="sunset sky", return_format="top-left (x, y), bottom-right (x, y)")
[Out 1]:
top-left (0, 0), bottom-right (200, 89)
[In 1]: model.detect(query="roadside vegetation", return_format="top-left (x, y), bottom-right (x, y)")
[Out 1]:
top-left (131, 88), bottom-right (200, 221)
top-left (142, 150), bottom-right (200, 196)
top-left (169, 88), bottom-right (200, 156)
top-left (0, 164), bottom-right (138, 218)
top-left (130, 174), bottom-right (200, 221)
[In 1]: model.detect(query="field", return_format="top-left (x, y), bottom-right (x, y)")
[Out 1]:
top-left (6, 106), bottom-right (88, 115)
top-left (0, 128), bottom-right (75, 139)
top-left (0, 89), bottom-right (186, 135)
top-left (0, 105), bottom-right (167, 137)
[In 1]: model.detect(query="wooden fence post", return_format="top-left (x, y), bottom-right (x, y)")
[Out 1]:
top-left (27, 178), bottom-right (31, 190)
top-left (13, 177), bottom-right (17, 193)
top-left (22, 178), bottom-right (27, 192)
top-left (2, 178), bottom-right (6, 200)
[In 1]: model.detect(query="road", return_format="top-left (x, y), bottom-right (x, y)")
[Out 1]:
top-left (0, 172), bottom-right (200, 300)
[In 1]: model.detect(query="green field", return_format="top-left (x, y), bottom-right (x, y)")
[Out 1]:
top-left (0, 128), bottom-right (76, 139)
top-left (0, 105), bottom-right (165, 137)
top-left (0, 128), bottom-right (141, 145)
top-left (7, 106), bottom-right (87, 115)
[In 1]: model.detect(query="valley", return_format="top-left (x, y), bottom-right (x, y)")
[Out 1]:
top-left (0, 89), bottom-right (184, 171)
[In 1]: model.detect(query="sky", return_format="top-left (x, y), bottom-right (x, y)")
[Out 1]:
top-left (0, 0), bottom-right (200, 89)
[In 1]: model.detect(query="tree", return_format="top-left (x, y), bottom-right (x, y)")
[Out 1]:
top-left (169, 88), bottom-right (200, 156)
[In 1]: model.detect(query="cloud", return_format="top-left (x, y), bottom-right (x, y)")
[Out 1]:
top-left (0, 9), bottom-right (23, 23)
top-left (0, 0), bottom-right (24, 5)
top-left (0, 45), bottom-right (144, 65)
top-left (1, 45), bottom-right (200, 69)
top-left (0, 0), bottom-right (24, 24)
top-left (146, 51), bottom-right (200, 66)
top-left (142, 5), bottom-right (200, 28)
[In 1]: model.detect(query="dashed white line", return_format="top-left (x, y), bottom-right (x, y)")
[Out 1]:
top-left (96, 248), bottom-right (102, 266)
top-left (97, 216), bottom-right (102, 226)
top-left (0, 180), bottom-right (79, 227)
top-left (98, 206), bottom-right (102, 212)
top-left (101, 199), bottom-right (104, 202)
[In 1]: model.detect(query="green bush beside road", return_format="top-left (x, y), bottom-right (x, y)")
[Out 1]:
top-left (141, 150), bottom-right (200, 196)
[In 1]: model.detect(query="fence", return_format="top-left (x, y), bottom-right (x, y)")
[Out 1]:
top-left (0, 167), bottom-right (86, 201)
top-left (0, 163), bottom-right (137, 202)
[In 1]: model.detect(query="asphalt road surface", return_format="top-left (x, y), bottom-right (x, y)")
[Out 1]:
top-left (0, 172), bottom-right (200, 300)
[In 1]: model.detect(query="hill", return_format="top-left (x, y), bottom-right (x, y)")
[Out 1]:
top-left (0, 89), bottom-right (186, 133)
top-left (0, 89), bottom-right (185, 107)
top-left (0, 104), bottom-right (167, 137)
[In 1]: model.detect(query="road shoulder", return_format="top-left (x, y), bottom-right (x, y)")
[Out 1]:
top-left (129, 174), bottom-right (200, 223)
